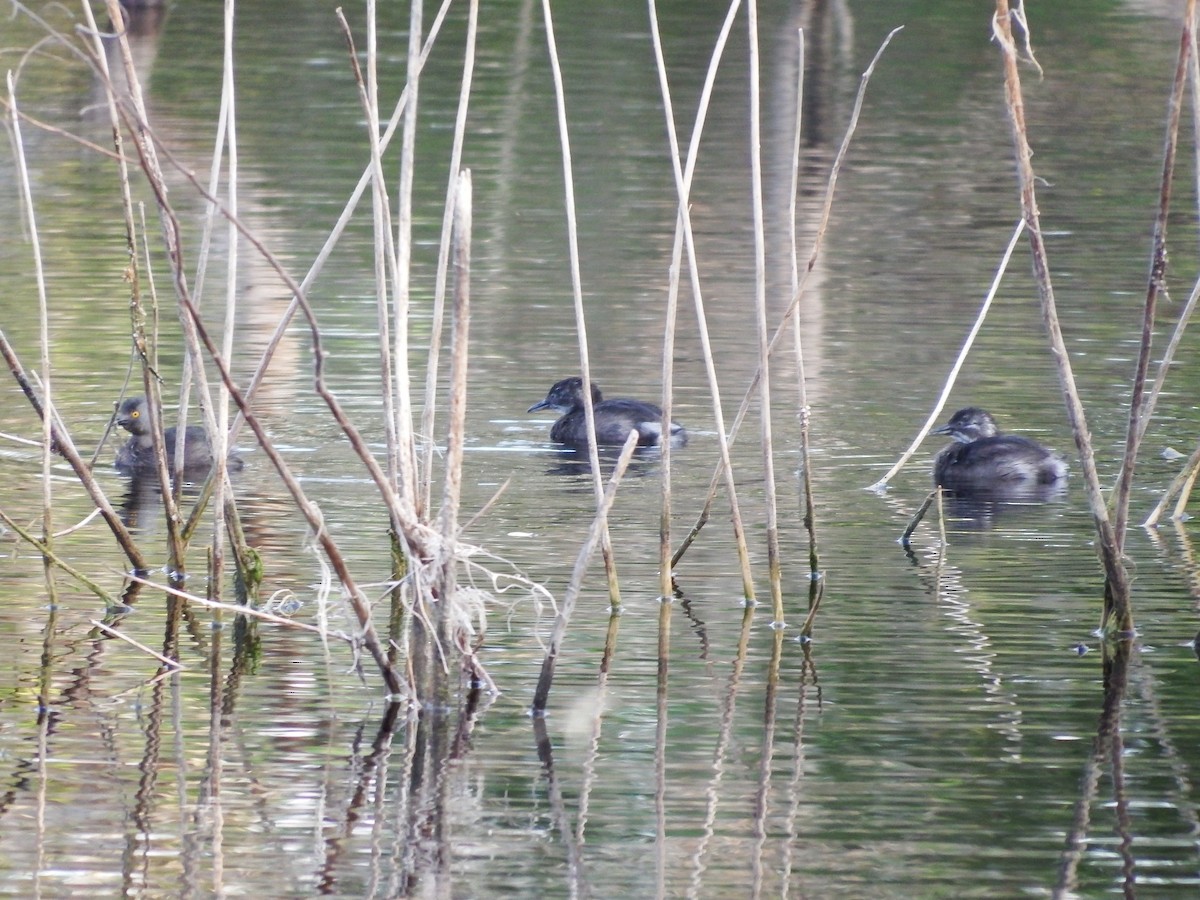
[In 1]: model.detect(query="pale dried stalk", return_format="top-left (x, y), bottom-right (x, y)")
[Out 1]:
top-left (532, 432), bottom-right (641, 714)
top-left (7, 70), bottom-right (57, 599)
top-left (422, 0), bottom-right (480, 515)
top-left (646, 0), bottom-right (684, 602)
top-left (540, 0), bottom-right (623, 609)
top-left (336, 6), bottom-right (407, 529)
top-left (651, 0), bottom-right (757, 601)
top-left (675, 27), bottom-right (902, 568)
top-left (438, 170), bottom-right (473, 647)
top-left (746, 0), bottom-right (785, 623)
top-left (869, 219), bottom-right (1025, 492)
top-left (992, 2), bottom-right (1130, 631)
top-left (390, 0), bottom-right (420, 514)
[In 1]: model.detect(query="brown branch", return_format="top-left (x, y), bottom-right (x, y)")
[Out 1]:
top-left (1112, 1), bottom-right (1195, 545)
top-left (992, 2), bottom-right (1131, 632)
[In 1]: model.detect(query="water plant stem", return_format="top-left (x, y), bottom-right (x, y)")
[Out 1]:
top-left (992, 1), bottom-right (1131, 632)
top-left (868, 219), bottom-right (1025, 492)
top-left (651, 0), bottom-right (757, 601)
top-left (540, 0), bottom-right (623, 610)
top-left (531, 432), bottom-right (640, 715)
top-left (1112, 0), bottom-right (1194, 549)
top-left (746, 0), bottom-right (785, 624)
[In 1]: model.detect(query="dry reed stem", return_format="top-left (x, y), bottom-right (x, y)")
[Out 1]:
top-left (335, 7), bottom-right (408, 525)
top-left (131, 131), bottom-right (412, 696)
top-left (4, 58), bottom-right (143, 571)
top-left (1145, 437), bottom-right (1200, 525)
top-left (993, 2), bottom-right (1130, 633)
top-left (8, 71), bottom-right (55, 592)
top-left (531, 431), bottom-right (641, 715)
top-left (652, 0), bottom-right (757, 600)
top-left (674, 27), bottom-right (901, 567)
top-left (421, 0), bottom-right (479, 516)
top-left (1143, 10), bottom-right (1200, 525)
top-left (540, 0), bottom-right (623, 611)
top-left (89, 620), bottom-right (186, 669)
top-left (789, 29), bottom-right (819, 584)
top-left (645, 0), bottom-right (682, 603)
top-left (8, 75), bottom-right (57, 591)
top-left (437, 170), bottom-right (474, 690)
top-left (868, 219), bottom-right (1026, 492)
top-left (392, 0), bottom-right (422, 516)
top-left (1112, 0), bottom-right (1195, 549)
top-left (91, 0), bottom-right (190, 569)
top-left (220, 0), bottom-right (453, 450)
top-left (899, 490), bottom-right (939, 551)
top-left (746, 0), bottom-right (785, 624)
top-left (126, 573), bottom-right (352, 636)
top-left (205, 0), bottom-right (243, 607)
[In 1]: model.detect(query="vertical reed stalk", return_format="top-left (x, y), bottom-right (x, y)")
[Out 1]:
top-left (540, 0), bottom-right (623, 609)
top-left (675, 27), bottom-right (900, 567)
top-left (393, 0), bottom-right (422, 516)
top-left (644, 0), bottom-right (694, 604)
top-left (992, 2), bottom-right (1131, 632)
top-left (650, 0), bottom-right (758, 602)
top-left (787, 30), bottom-right (824, 635)
top-left (422, 0), bottom-right (479, 516)
top-left (1111, 0), bottom-right (1194, 549)
top-left (208, 0), bottom-right (241, 607)
top-left (789, 29), bottom-right (811, 521)
top-left (223, 1), bottom-right (452, 451)
top-left (1146, 437), bottom-right (1200, 525)
top-left (1141, 8), bottom-right (1200, 525)
top-left (98, 0), bottom-right (195, 571)
top-left (437, 170), bottom-right (473, 694)
top-left (7, 73), bottom-right (57, 602)
top-left (746, 0), bottom-right (784, 624)
top-left (358, 2), bottom-right (404, 520)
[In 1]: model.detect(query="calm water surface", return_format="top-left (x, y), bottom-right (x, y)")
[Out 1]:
top-left (3, 1), bottom-right (1200, 896)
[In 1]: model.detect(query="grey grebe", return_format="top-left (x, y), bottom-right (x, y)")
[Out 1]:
top-left (527, 377), bottom-right (686, 448)
top-left (115, 395), bottom-right (243, 475)
top-left (933, 406), bottom-right (1067, 490)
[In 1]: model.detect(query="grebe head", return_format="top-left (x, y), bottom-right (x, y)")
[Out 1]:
top-left (933, 407), bottom-right (999, 444)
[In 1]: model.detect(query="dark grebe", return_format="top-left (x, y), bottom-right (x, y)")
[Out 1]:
top-left (115, 395), bottom-right (243, 475)
top-left (932, 407), bottom-right (1067, 491)
top-left (527, 377), bottom-right (686, 448)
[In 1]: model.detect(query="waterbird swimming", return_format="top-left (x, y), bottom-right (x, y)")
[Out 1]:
top-left (932, 406), bottom-right (1067, 491)
top-left (527, 377), bottom-right (687, 449)
top-left (114, 395), bottom-right (243, 476)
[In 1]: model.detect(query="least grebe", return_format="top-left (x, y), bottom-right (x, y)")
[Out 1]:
top-left (114, 395), bottom-right (243, 475)
top-left (932, 406), bottom-right (1067, 490)
top-left (527, 377), bottom-right (687, 448)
